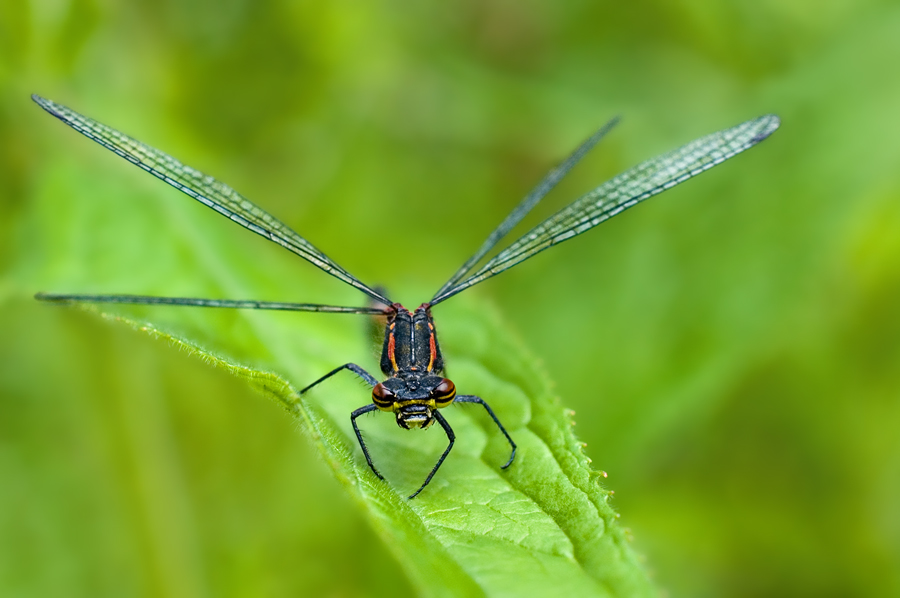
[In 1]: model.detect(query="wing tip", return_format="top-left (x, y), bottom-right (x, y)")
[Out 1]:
top-left (752, 114), bottom-right (781, 143)
top-left (31, 94), bottom-right (63, 118)
top-left (31, 93), bottom-right (50, 107)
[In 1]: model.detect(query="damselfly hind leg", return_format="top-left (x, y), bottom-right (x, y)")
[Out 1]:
top-left (456, 395), bottom-right (517, 468)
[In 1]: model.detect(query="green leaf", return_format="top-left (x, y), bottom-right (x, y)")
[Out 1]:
top-left (77, 299), bottom-right (654, 598)
top-left (19, 160), bottom-right (656, 597)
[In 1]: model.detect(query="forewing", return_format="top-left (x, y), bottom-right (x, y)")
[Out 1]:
top-left (32, 95), bottom-right (390, 305)
top-left (431, 114), bottom-right (780, 305)
top-left (432, 117), bottom-right (620, 301)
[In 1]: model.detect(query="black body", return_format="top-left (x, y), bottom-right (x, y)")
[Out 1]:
top-left (298, 302), bottom-right (515, 498)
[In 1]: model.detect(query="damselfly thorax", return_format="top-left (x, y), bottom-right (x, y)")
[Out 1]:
top-left (374, 303), bottom-right (453, 429)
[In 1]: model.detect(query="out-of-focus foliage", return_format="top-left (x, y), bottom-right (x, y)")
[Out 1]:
top-left (1, 1), bottom-right (898, 597)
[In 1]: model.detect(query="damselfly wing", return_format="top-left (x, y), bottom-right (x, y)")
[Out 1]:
top-left (32, 95), bottom-right (779, 498)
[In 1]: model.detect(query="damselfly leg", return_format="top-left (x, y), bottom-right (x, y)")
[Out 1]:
top-left (455, 395), bottom-right (517, 468)
top-left (299, 363), bottom-right (380, 394)
top-left (409, 411), bottom-right (455, 499)
top-left (351, 404), bottom-right (384, 481)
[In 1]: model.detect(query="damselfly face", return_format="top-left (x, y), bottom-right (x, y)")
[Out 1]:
top-left (372, 375), bottom-right (457, 429)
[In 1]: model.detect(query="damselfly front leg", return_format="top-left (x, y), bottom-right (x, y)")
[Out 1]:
top-left (410, 411), bottom-right (455, 499)
top-left (350, 404), bottom-right (384, 481)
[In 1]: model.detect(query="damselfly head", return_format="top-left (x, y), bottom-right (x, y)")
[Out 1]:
top-left (373, 376), bottom-right (456, 405)
top-left (371, 376), bottom-right (457, 430)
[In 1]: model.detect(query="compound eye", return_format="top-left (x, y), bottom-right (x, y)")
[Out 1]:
top-left (432, 378), bottom-right (456, 407)
top-left (372, 383), bottom-right (395, 410)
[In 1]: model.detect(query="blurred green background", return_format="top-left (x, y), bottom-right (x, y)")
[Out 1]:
top-left (2, 0), bottom-right (899, 596)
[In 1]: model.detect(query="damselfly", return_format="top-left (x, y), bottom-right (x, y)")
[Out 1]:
top-left (32, 95), bottom-right (779, 498)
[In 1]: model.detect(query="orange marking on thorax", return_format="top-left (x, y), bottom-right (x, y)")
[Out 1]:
top-left (388, 322), bottom-right (398, 372)
top-left (427, 322), bottom-right (436, 372)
